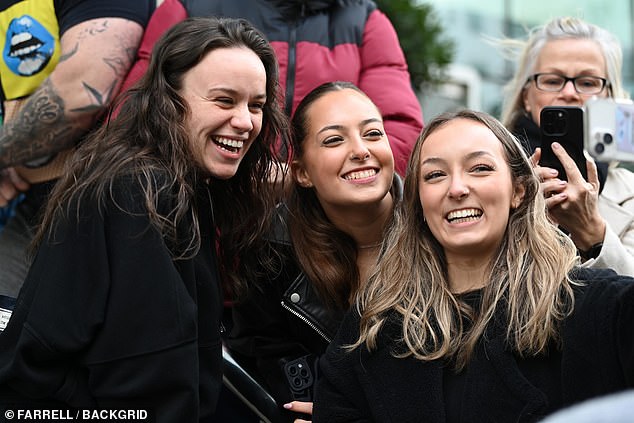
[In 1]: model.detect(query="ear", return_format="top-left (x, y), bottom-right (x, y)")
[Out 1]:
top-left (511, 182), bottom-right (525, 209)
top-left (291, 159), bottom-right (313, 188)
top-left (522, 88), bottom-right (531, 114)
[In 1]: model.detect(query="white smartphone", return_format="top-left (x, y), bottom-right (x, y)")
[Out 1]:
top-left (584, 97), bottom-right (634, 162)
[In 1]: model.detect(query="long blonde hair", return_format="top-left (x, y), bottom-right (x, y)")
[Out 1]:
top-left (354, 110), bottom-right (579, 370)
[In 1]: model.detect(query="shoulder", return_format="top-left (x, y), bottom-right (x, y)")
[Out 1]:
top-left (57, 0), bottom-right (154, 33)
top-left (100, 169), bottom-right (177, 217)
top-left (571, 266), bottom-right (634, 291)
top-left (602, 166), bottom-right (634, 203)
top-left (569, 267), bottom-right (634, 315)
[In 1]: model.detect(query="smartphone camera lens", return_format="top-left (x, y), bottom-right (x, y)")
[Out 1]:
top-left (602, 133), bottom-right (614, 144)
top-left (594, 143), bottom-right (605, 155)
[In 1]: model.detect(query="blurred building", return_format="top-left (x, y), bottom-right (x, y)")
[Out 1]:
top-left (419, 0), bottom-right (634, 120)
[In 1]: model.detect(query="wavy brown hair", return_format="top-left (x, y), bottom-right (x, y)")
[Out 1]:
top-left (353, 110), bottom-right (579, 370)
top-left (33, 17), bottom-right (288, 296)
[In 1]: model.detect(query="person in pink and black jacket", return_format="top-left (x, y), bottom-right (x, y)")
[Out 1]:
top-left (120, 0), bottom-right (423, 176)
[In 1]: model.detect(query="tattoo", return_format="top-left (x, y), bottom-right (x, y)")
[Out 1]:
top-left (0, 18), bottom-right (141, 168)
top-left (71, 81), bottom-right (116, 113)
top-left (58, 43), bottom-right (78, 63)
top-left (77, 20), bottom-right (109, 41)
top-left (0, 80), bottom-right (82, 168)
top-left (59, 21), bottom-right (108, 63)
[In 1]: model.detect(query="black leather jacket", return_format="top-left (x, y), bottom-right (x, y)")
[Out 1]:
top-left (227, 176), bottom-right (403, 409)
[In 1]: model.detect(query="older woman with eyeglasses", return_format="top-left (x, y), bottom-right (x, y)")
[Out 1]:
top-left (501, 16), bottom-right (634, 276)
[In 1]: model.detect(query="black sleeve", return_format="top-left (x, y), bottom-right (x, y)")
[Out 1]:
top-left (0, 179), bottom-right (204, 422)
top-left (562, 268), bottom-right (634, 400)
top-left (313, 309), bottom-right (372, 423)
top-left (55, 0), bottom-right (155, 35)
top-left (228, 268), bottom-right (313, 404)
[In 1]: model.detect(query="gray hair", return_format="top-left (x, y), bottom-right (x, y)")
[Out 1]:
top-left (500, 16), bottom-right (628, 129)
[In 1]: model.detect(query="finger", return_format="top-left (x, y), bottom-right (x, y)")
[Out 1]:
top-left (541, 179), bottom-right (567, 196)
top-left (0, 177), bottom-right (19, 206)
top-left (551, 142), bottom-right (584, 183)
top-left (294, 419), bottom-right (311, 423)
top-left (534, 165), bottom-right (559, 182)
top-left (5, 167), bottom-right (30, 191)
top-left (583, 151), bottom-right (600, 191)
top-left (545, 192), bottom-right (568, 209)
top-left (530, 148), bottom-right (541, 167)
top-left (284, 401), bottom-right (314, 415)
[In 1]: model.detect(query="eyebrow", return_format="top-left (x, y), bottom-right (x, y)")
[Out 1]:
top-left (421, 150), bottom-right (495, 166)
top-left (316, 118), bottom-right (382, 135)
top-left (206, 87), bottom-right (267, 100)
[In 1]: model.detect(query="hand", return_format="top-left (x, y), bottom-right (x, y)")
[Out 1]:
top-left (284, 400), bottom-right (313, 423)
top-left (0, 167), bottom-right (29, 207)
top-left (532, 144), bottom-right (606, 250)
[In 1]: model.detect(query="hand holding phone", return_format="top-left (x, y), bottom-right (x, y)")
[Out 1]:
top-left (539, 106), bottom-right (588, 181)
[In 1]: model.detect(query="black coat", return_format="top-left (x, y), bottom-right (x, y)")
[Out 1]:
top-left (227, 207), bottom-right (344, 405)
top-left (0, 175), bottom-right (223, 422)
top-left (313, 267), bottom-right (634, 422)
top-left (228, 177), bottom-right (403, 408)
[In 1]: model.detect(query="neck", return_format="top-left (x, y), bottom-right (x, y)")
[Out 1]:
top-left (446, 254), bottom-right (493, 294)
top-left (323, 192), bottom-right (394, 250)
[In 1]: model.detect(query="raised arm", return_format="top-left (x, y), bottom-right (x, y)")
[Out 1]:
top-left (0, 17), bottom-right (143, 169)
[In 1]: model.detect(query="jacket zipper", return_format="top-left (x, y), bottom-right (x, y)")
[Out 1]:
top-left (284, 22), bottom-right (297, 117)
top-left (285, 1), bottom-right (305, 116)
top-left (280, 300), bottom-right (332, 343)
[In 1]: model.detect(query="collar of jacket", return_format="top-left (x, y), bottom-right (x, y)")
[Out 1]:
top-left (267, 0), bottom-right (360, 19)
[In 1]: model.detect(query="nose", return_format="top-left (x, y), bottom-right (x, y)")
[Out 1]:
top-left (560, 79), bottom-right (580, 99)
top-left (350, 137), bottom-right (371, 161)
top-left (231, 104), bottom-right (254, 132)
top-left (447, 176), bottom-right (469, 200)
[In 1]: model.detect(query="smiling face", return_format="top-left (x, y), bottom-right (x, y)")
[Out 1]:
top-left (293, 88), bottom-right (394, 214)
top-left (180, 46), bottom-right (266, 180)
top-left (418, 118), bottom-right (524, 262)
top-left (523, 38), bottom-right (608, 126)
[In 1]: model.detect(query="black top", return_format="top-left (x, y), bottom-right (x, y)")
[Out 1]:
top-left (443, 289), bottom-right (562, 422)
top-left (313, 267), bottom-right (634, 423)
top-left (0, 175), bottom-right (223, 422)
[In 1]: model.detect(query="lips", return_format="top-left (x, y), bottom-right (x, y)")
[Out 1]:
top-left (446, 208), bottom-right (483, 223)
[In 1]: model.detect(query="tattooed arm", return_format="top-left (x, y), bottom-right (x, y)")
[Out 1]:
top-left (0, 17), bottom-right (144, 169)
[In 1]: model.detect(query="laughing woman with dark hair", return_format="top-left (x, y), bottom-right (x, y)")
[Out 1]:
top-left (0, 16), bottom-right (287, 422)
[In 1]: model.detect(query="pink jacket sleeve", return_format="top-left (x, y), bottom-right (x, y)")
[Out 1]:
top-left (358, 9), bottom-right (424, 176)
top-left (118, 0), bottom-right (188, 94)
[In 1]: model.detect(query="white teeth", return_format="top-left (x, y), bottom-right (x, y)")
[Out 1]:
top-left (214, 137), bottom-right (244, 149)
top-left (18, 57), bottom-right (44, 75)
top-left (11, 32), bottom-right (32, 45)
top-left (10, 44), bottom-right (42, 57)
top-left (344, 169), bottom-right (377, 180)
top-left (447, 208), bottom-right (482, 221)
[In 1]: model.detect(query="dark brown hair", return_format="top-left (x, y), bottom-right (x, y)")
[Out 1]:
top-left (289, 81), bottom-right (378, 309)
top-left (34, 17), bottom-right (288, 296)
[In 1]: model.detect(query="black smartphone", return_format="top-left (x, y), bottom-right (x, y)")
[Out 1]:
top-left (539, 106), bottom-right (588, 181)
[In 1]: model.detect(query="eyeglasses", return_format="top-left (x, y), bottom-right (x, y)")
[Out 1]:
top-left (529, 73), bottom-right (609, 95)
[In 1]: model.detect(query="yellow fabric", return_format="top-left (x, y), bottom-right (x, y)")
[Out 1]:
top-left (0, 0), bottom-right (60, 100)
top-left (1, 1), bottom-right (67, 183)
